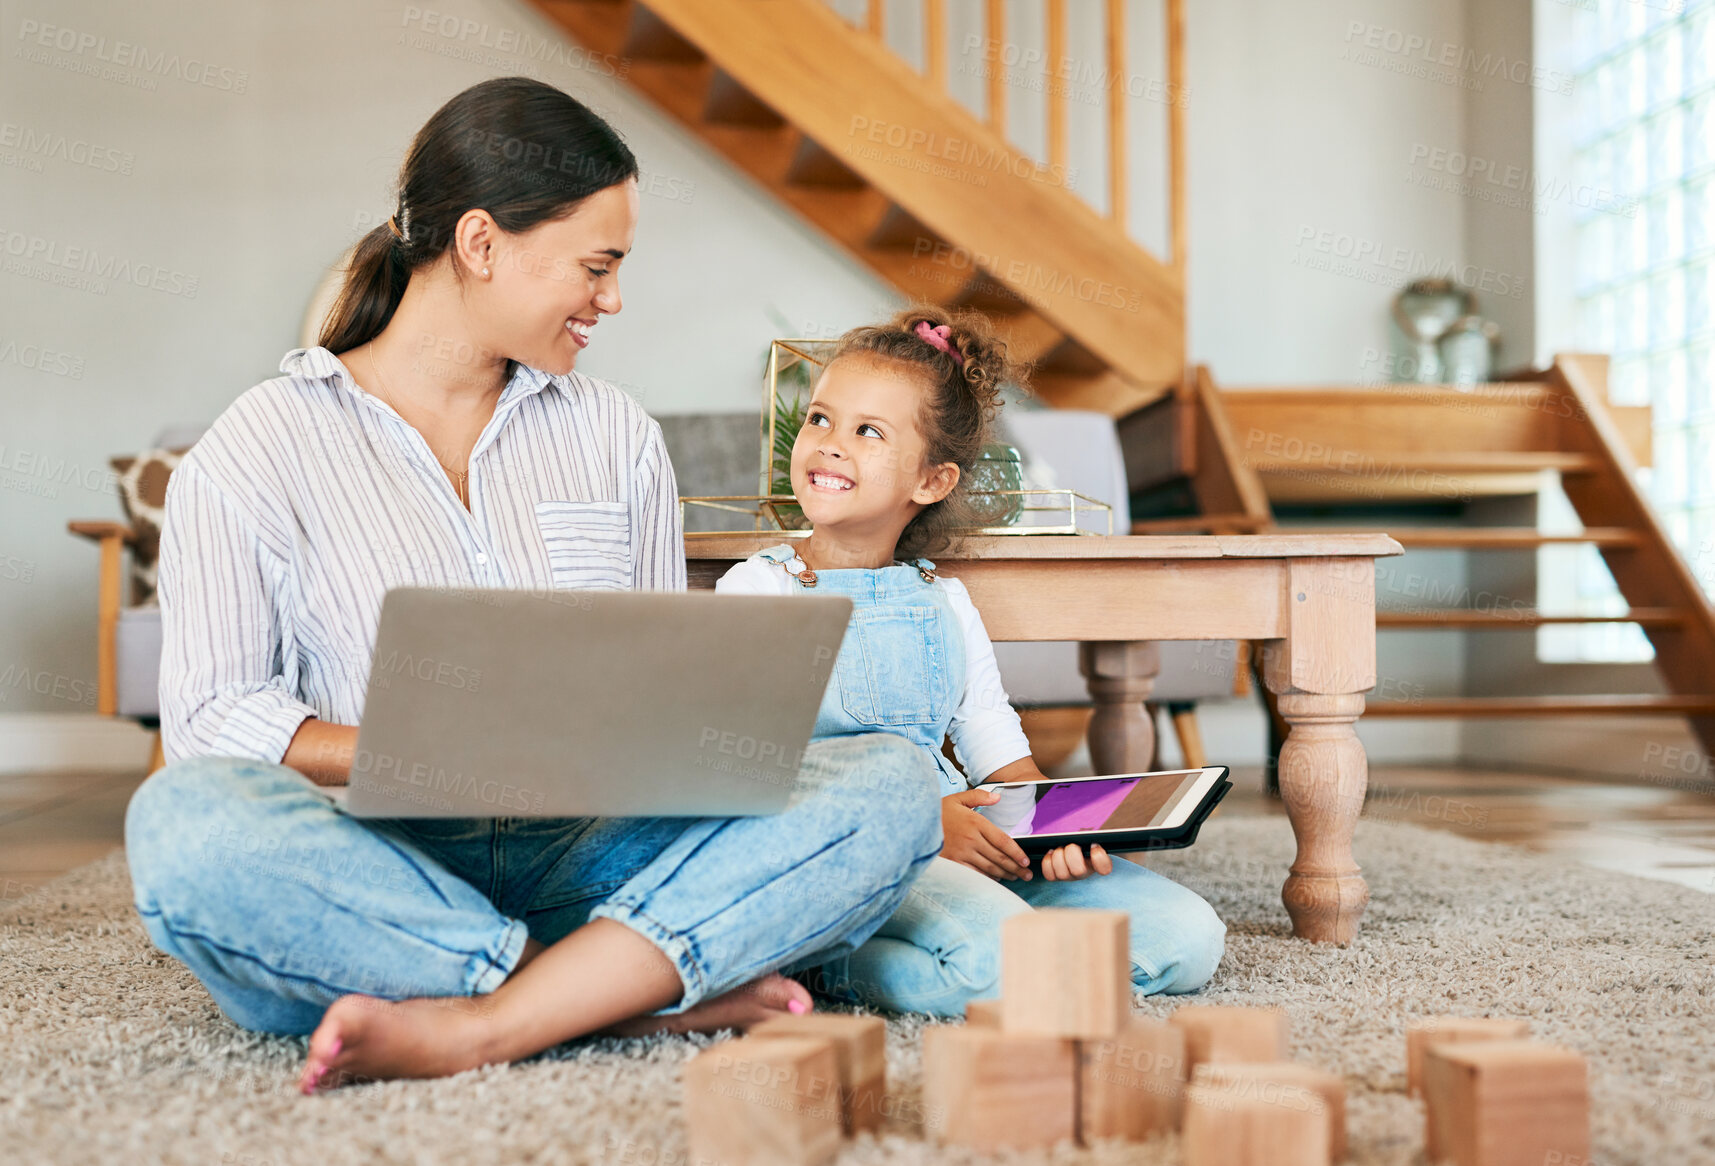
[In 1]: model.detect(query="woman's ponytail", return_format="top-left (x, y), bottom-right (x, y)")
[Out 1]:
top-left (318, 222), bottom-right (413, 354)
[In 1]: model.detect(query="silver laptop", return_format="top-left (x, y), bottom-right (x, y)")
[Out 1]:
top-left (341, 587), bottom-right (851, 818)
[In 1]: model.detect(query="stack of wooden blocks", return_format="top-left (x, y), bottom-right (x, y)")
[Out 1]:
top-left (1408, 1016), bottom-right (1590, 1166)
top-left (924, 909), bottom-right (1179, 1150)
top-left (927, 909), bottom-right (1349, 1164)
top-left (678, 915), bottom-right (1589, 1166)
top-left (1171, 1003), bottom-right (1344, 1165)
top-left (682, 1012), bottom-right (887, 1166)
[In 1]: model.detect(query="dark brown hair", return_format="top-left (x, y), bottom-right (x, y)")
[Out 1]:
top-left (319, 76), bottom-right (638, 354)
top-left (825, 304), bottom-right (1028, 558)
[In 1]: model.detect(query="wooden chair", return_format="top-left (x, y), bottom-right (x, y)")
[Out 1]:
top-left (66, 427), bottom-right (205, 775)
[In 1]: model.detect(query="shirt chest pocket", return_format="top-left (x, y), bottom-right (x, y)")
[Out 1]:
top-left (534, 500), bottom-right (632, 591)
top-left (835, 608), bottom-right (948, 727)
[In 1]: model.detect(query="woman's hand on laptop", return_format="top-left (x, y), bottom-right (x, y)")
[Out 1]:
top-left (940, 789), bottom-right (1033, 881)
top-left (1038, 842), bottom-right (1113, 882)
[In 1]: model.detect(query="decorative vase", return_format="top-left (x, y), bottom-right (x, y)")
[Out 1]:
top-left (967, 443), bottom-right (1025, 526)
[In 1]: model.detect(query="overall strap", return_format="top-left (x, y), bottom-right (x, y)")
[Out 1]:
top-left (757, 544), bottom-right (817, 588)
top-left (899, 557), bottom-right (938, 583)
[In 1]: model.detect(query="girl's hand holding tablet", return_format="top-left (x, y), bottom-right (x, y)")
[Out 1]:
top-left (1038, 842), bottom-right (1113, 882)
top-left (940, 788), bottom-right (1033, 881)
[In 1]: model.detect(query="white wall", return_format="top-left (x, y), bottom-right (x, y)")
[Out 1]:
top-left (0, 0), bottom-right (894, 738)
top-left (1184, 0), bottom-right (1475, 385)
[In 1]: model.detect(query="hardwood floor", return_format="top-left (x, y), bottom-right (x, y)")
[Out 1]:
top-left (0, 769), bottom-right (144, 902)
top-left (1220, 764), bottom-right (1715, 895)
top-left (2, 763), bottom-right (1712, 902)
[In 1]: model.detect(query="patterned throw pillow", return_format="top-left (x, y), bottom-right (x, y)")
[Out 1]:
top-left (110, 447), bottom-right (189, 605)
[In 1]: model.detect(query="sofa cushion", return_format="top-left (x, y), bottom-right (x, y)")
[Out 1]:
top-left (116, 604), bottom-right (162, 718)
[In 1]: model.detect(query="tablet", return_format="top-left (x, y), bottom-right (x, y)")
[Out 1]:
top-left (976, 767), bottom-right (1231, 855)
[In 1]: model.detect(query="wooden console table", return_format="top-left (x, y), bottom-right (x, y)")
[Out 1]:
top-left (687, 532), bottom-right (1403, 944)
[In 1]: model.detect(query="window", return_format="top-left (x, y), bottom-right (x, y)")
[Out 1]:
top-left (1536, 0), bottom-right (1715, 662)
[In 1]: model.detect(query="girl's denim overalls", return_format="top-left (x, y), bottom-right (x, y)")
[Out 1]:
top-left (754, 546), bottom-right (969, 796)
top-left (756, 545), bottom-right (1229, 1015)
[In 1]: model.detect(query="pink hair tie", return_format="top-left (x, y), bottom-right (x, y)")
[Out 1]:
top-left (913, 320), bottom-right (964, 366)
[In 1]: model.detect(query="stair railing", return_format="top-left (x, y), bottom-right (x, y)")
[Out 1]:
top-left (849, 0), bottom-right (1186, 280)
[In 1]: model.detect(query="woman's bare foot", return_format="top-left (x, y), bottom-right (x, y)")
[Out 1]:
top-left (600, 972), bottom-right (812, 1038)
top-left (299, 993), bottom-right (501, 1093)
top-left (298, 972), bottom-right (812, 1093)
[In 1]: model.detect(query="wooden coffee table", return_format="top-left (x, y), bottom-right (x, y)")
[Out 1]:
top-left (687, 532), bottom-right (1403, 944)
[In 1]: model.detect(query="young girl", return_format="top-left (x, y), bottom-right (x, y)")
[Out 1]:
top-left (716, 307), bottom-right (1226, 1017)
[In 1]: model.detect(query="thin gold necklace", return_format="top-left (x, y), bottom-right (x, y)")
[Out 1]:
top-left (366, 348), bottom-right (470, 507)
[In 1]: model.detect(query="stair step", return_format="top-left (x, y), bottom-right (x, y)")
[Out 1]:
top-left (1376, 608), bottom-right (1685, 629)
top-left (991, 311), bottom-right (1068, 365)
top-left (622, 4), bottom-right (705, 60)
top-left (950, 271), bottom-right (1030, 315)
top-left (537, 0), bottom-right (631, 56)
top-left (865, 204), bottom-right (939, 251)
top-left (700, 122), bottom-right (799, 181)
top-left (784, 137), bottom-right (865, 187)
top-left (862, 247), bottom-right (977, 305)
top-left (1277, 527), bottom-right (1643, 549)
top-left (626, 58), bottom-right (718, 124)
top-left (1365, 695), bottom-right (1715, 717)
top-left (702, 68), bottom-right (784, 126)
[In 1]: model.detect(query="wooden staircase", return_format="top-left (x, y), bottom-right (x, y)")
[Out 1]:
top-left (1119, 355), bottom-right (1715, 759)
top-left (525, 0), bottom-right (1712, 762)
top-left (531, 0), bottom-right (1184, 415)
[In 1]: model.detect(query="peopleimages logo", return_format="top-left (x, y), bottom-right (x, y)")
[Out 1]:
top-left (847, 116), bottom-right (1076, 189)
top-left (1341, 21), bottom-right (1573, 95)
top-left (14, 19), bottom-right (250, 93)
top-left (0, 227), bottom-right (199, 297)
top-left (0, 123), bottom-right (134, 174)
top-left (1291, 225), bottom-right (1526, 301)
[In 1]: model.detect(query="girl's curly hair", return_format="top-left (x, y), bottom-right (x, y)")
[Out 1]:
top-left (824, 304), bottom-right (1029, 558)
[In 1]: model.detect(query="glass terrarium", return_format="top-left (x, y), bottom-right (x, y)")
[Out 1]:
top-left (678, 338), bottom-right (1110, 538)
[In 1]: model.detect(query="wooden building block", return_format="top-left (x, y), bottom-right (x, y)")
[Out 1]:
top-left (1183, 1079), bottom-right (1330, 1166)
top-left (1080, 1014), bottom-right (1187, 1141)
top-left (921, 1025), bottom-right (1077, 1150)
top-left (748, 1013), bottom-right (887, 1135)
top-left (1195, 1061), bottom-right (1346, 1161)
top-left (964, 998), bottom-right (1004, 1027)
top-left (1169, 1005), bottom-right (1291, 1072)
top-left (1001, 909), bottom-right (1131, 1039)
top-left (682, 1036), bottom-right (843, 1166)
top-left (1422, 1040), bottom-right (1588, 1166)
top-left (1405, 1016), bottom-right (1530, 1098)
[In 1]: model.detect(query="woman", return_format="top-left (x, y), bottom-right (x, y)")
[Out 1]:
top-left (123, 76), bottom-right (942, 1092)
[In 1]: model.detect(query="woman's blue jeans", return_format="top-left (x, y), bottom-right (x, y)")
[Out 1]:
top-left (124, 733), bottom-right (943, 1036)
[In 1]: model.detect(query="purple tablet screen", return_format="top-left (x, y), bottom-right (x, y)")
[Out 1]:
top-left (1028, 777), bottom-right (1142, 833)
top-left (1015, 772), bottom-right (1200, 836)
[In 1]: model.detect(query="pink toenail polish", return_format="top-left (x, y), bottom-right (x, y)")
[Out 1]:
top-left (328, 1037), bottom-right (342, 1058)
top-left (788, 998), bottom-right (808, 1014)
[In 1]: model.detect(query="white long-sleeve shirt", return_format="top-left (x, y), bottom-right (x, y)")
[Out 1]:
top-left (714, 545), bottom-right (1035, 787)
top-left (156, 346), bottom-right (683, 765)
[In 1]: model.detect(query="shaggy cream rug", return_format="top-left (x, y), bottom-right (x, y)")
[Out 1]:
top-left (3, 816), bottom-right (1712, 1165)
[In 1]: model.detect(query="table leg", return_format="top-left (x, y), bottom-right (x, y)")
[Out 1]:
top-left (1262, 559), bottom-right (1377, 943)
top-left (1079, 640), bottom-right (1160, 774)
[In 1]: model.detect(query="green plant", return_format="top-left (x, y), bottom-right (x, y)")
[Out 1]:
top-left (767, 353), bottom-right (818, 529)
